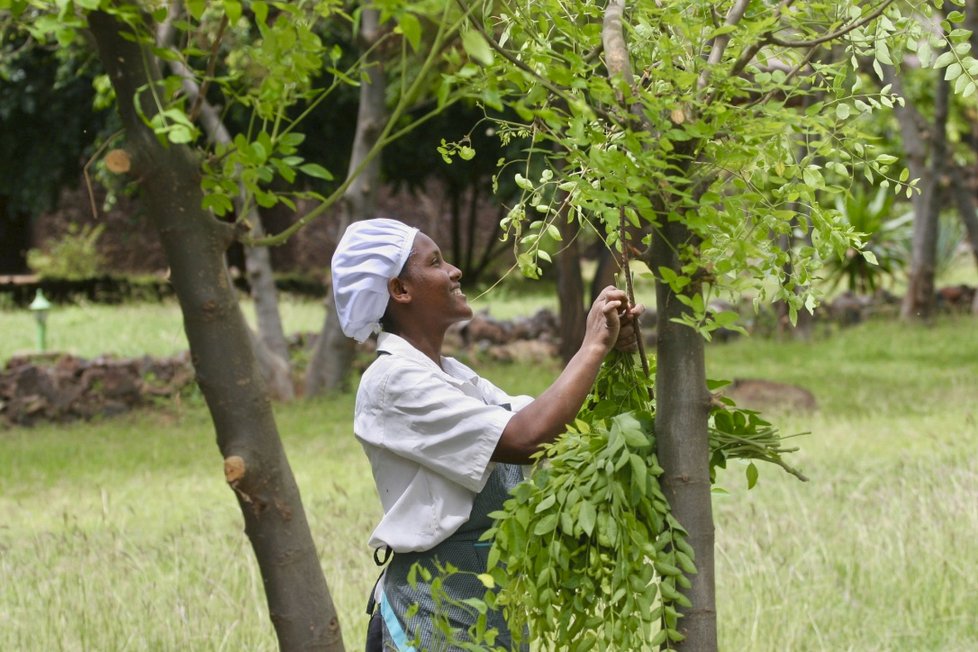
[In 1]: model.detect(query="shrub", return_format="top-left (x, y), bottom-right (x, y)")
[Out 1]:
top-left (27, 223), bottom-right (106, 279)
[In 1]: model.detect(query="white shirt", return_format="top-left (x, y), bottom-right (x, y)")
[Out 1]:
top-left (354, 332), bottom-right (533, 552)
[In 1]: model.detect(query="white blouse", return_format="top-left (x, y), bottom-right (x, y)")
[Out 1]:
top-left (354, 332), bottom-right (533, 552)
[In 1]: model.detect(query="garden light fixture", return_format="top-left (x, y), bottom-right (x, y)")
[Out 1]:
top-left (29, 289), bottom-right (52, 352)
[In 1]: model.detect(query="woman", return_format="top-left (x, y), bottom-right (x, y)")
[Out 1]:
top-left (331, 218), bottom-right (641, 651)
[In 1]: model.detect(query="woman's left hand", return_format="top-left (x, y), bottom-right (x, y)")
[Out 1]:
top-left (614, 302), bottom-right (645, 353)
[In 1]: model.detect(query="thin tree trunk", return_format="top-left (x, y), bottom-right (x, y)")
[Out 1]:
top-left (649, 221), bottom-right (716, 649)
top-left (604, 1), bottom-right (716, 647)
top-left (305, 7), bottom-right (386, 396)
top-left (555, 204), bottom-right (585, 364)
top-left (89, 11), bottom-right (343, 650)
top-left (901, 72), bottom-right (949, 320)
top-left (947, 165), bottom-right (978, 270)
top-left (158, 4), bottom-right (293, 400)
top-left (946, 165), bottom-right (978, 315)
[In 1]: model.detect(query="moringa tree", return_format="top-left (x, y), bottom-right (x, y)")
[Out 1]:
top-left (448, 0), bottom-right (974, 648)
top-left (6, 0), bottom-right (471, 649)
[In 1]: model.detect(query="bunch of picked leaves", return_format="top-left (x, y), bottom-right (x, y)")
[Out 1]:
top-left (709, 383), bottom-right (809, 487)
top-left (483, 350), bottom-right (692, 650)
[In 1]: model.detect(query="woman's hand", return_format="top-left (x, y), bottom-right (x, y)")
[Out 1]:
top-left (493, 287), bottom-right (644, 464)
top-left (614, 301), bottom-right (645, 353)
top-left (584, 286), bottom-right (644, 354)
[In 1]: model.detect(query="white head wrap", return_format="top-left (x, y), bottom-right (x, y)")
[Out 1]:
top-left (331, 218), bottom-right (419, 342)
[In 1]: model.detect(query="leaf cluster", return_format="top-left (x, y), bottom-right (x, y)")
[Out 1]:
top-left (478, 352), bottom-right (688, 650)
top-left (430, 349), bottom-right (808, 651)
top-left (454, 0), bottom-right (957, 331)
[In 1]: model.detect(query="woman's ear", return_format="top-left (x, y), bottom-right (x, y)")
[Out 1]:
top-left (388, 276), bottom-right (412, 305)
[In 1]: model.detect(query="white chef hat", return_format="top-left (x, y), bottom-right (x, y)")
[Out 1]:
top-left (331, 218), bottom-right (419, 342)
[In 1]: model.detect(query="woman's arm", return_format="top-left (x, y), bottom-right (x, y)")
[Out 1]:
top-left (492, 286), bottom-right (643, 464)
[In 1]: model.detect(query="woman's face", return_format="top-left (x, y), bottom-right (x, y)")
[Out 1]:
top-left (399, 232), bottom-right (473, 326)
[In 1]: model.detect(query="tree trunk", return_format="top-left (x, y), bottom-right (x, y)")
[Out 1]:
top-left (901, 72), bottom-right (949, 320)
top-left (245, 218), bottom-right (296, 400)
top-left (89, 11), bottom-right (344, 650)
top-left (555, 209), bottom-right (585, 364)
top-left (306, 7), bottom-right (386, 396)
top-left (947, 165), bottom-right (978, 269)
top-left (649, 221), bottom-right (716, 650)
top-left (602, 2), bottom-right (715, 647)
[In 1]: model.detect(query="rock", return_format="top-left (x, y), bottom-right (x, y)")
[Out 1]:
top-left (0, 352), bottom-right (194, 426)
top-left (721, 378), bottom-right (817, 413)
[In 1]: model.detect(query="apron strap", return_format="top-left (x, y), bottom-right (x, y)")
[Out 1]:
top-left (366, 545), bottom-right (393, 615)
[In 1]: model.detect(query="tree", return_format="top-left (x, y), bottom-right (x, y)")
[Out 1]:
top-left (157, 0), bottom-right (294, 400)
top-left (6, 0), bottom-right (472, 648)
top-left (451, 0), bottom-right (967, 648)
top-left (305, 6), bottom-right (387, 396)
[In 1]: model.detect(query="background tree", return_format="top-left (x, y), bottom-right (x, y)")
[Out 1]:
top-left (305, 6), bottom-right (387, 396)
top-left (451, 0), bottom-right (969, 648)
top-left (7, 0), bottom-right (472, 648)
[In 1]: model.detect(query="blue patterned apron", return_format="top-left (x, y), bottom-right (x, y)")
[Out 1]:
top-left (375, 462), bottom-right (527, 651)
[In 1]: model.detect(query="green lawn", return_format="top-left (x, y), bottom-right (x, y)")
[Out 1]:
top-left (1, 304), bottom-right (977, 650)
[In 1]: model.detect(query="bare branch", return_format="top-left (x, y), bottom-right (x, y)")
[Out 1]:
top-left (603, 0), bottom-right (634, 85)
top-left (698, 0), bottom-right (751, 91)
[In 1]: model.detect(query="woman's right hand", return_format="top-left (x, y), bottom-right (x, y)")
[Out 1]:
top-left (583, 286), bottom-right (631, 353)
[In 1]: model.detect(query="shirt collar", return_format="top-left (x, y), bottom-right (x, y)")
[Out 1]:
top-left (376, 332), bottom-right (477, 384)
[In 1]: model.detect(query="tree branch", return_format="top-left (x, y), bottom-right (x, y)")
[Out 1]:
top-left (768, 0), bottom-right (897, 48)
top-left (457, 0), bottom-right (614, 125)
top-left (698, 0), bottom-right (751, 91)
top-left (187, 14), bottom-right (227, 124)
top-left (603, 0), bottom-right (633, 85)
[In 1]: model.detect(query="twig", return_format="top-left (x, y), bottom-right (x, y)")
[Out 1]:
top-left (767, 0), bottom-right (896, 48)
top-left (188, 14), bottom-right (228, 124)
top-left (619, 207), bottom-right (653, 400)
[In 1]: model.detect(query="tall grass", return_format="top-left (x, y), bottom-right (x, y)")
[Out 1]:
top-left (2, 301), bottom-right (977, 650)
top-left (708, 317), bottom-right (978, 651)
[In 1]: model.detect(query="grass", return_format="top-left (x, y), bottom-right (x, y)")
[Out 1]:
top-left (707, 317), bottom-right (978, 651)
top-left (2, 297), bottom-right (977, 650)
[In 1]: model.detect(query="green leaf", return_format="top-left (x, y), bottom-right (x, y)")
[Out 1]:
top-left (224, 0), bottom-right (242, 23)
top-left (579, 500), bottom-right (596, 537)
top-left (299, 163), bottom-right (334, 181)
top-left (462, 29), bottom-right (494, 66)
top-left (397, 12), bottom-right (422, 52)
top-left (535, 494), bottom-right (556, 513)
top-left (476, 573), bottom-right (495, 589)
top-left (629, 454), bottom-right (647, 492)
top-left (746, 462), bottom-right (759, 489)
top-left (514, 173), bottom-right (533, 191)
top-left (186, 0), bottom-right (206, 19)
top-left (253, 1), bottom-right (268, 26)
top-left (933, 49), bottom-right (956, 69)
top-left (533, 513), bottom-right (558, 536)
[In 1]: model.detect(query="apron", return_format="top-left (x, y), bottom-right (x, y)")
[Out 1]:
top-left (368, 463), bottom-right (528, 652)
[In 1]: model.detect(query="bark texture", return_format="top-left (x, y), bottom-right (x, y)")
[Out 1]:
top-left (305, 7), bottom-right (386, 396)
top-left (649, 224), bottom-right (716, 650)
top-left (89, 11), bottom-right (343, 650)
